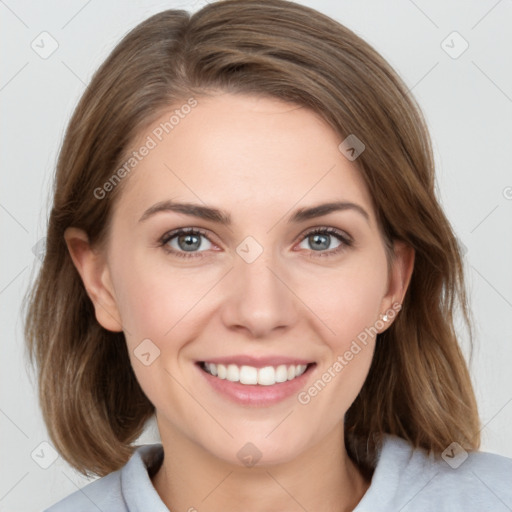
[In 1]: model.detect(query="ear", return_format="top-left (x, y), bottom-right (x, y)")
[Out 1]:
top-left (379, 240), bottom-right (415, 327)
top-left (64, 227), bottom-right (123, 332)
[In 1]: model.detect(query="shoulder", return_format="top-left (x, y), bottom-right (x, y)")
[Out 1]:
top-left (355, 434), bottom-right (512, 512)
top-left (43, 444), bottom-right (165, 512)
top-left (43, 469), bottom-right (124, 512)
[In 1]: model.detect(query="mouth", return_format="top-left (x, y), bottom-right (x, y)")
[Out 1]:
top-left (197, 361), bottom-right (316, 386)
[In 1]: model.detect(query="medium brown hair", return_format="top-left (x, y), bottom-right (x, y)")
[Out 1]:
top-left (23, 0), bottom-right (481, 478)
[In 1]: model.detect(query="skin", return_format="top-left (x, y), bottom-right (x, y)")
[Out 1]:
top-left (65, 92), bottom-right (414, 512)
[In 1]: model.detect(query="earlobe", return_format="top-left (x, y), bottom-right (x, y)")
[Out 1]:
top-left (63, 227), bottom-right (123, 332)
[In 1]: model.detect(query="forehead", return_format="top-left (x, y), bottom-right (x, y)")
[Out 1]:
top-left (113, 93), bottom-right (374, 224)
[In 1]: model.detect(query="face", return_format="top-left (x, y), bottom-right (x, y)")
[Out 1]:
top-left (70, 92), bottom-right (411, 467)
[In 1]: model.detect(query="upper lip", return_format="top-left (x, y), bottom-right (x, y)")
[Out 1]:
top-left (198, 356), bottom-right (314, 368)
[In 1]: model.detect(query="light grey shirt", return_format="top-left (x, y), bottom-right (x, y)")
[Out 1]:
top-left (44, 434), bottom-right (512, 511)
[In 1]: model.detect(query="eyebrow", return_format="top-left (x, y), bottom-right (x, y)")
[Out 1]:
top-left (138, 200), bottom-right (370, 225)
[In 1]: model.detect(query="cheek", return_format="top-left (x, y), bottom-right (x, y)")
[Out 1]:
top-left (299, 252), bottom-right (388, 342)
top-left (110, 245), bottom-right (206, 337)
top-left (299, 263), bottom-right (385, 417)
top-left (314, 254), bottom-right (387, 406)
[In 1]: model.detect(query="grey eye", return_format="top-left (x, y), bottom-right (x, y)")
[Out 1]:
top-left (299, 233), bottom-right (342, 252)
top-left (166, 231), bottom-right (213, 253)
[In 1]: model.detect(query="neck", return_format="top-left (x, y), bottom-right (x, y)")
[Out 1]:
top-left (151, 420), bottom-right (371, 512)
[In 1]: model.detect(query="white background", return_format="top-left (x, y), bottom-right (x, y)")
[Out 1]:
top-left (1, 0), bottom-right (511, 510)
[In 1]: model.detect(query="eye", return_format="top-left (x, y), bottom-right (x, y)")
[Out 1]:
top-left (296, 227), bottom-right (353, 257)
top-left (159, 226), bottom-right (353, 259)
top-left (159, 228), bottom-right (215, 259)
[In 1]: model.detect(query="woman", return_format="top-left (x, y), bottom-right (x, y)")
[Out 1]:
top-left (24, 0), bottom-right (512, 510)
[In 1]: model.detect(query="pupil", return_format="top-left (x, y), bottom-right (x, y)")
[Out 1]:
top-left (180, 234), bottom-right (200, 251)
top-left (311, 234), bottom-right (329, 250)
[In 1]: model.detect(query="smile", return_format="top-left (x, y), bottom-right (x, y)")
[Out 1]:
top-left (200, 362), bottom-right (310, 386)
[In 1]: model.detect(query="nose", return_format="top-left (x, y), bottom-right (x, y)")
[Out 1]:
top-left (220, 248), bottom-right (300, 339)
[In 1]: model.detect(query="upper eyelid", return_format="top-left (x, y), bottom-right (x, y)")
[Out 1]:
top-left (161, 227), bottom-right (212, 242)
top-left (298, 226), bottom-right (352, 240)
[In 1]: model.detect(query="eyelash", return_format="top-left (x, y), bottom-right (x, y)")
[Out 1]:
top-left (158, 227), bottom-right (353, 259)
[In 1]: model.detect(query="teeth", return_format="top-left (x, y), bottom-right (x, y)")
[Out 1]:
top-left (240, 365), bottom-right (258, 384)
top-left (202, 362), bottom-right (308, 385)
top-left (217, 363), bottom-right (227, 379)
top-left (227, 364), bottom-right (240, 382)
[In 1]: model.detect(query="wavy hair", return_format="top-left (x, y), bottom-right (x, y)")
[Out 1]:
top-left (23, 0), bottom-right (481, 478)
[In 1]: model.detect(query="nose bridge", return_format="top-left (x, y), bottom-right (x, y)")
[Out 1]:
top-left (221, 237), bottom-right (298, 337)
top-left (238, 248), bottom-right (281, 300)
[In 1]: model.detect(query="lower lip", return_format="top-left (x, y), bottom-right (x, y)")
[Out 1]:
top-left (196, 363), bottom-right (316, 407)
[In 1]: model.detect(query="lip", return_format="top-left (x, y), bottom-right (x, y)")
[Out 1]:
top-left (197, 355), bottom-right (313, 368)
top-left (196, 361), bottom-right (317, 407)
